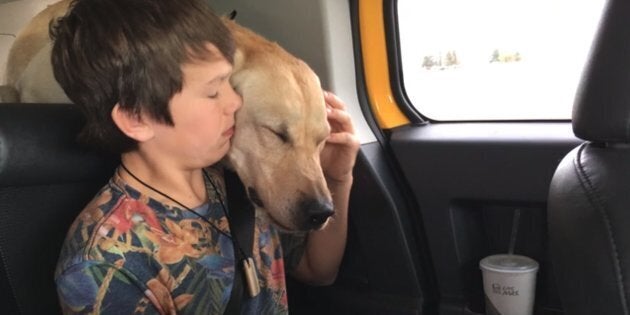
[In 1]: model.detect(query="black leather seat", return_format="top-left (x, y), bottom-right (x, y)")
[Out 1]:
top-left (548, 0), bottom-right (630, 313)
top-left (0, 103), bottom-right (117, 314)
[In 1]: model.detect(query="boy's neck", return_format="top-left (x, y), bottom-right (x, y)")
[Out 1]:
top-left (119, 152), bottom-right (208, 209)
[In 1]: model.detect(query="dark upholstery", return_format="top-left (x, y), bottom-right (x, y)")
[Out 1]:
top-left (571, 0), bottom-right (630, 143)
top-left (548, 0), bottom-right (630, 314)
top-left (0, 103), bottom-right (118, 315)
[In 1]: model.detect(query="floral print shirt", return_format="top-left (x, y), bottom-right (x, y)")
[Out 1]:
top-left (55, 167), bottom-right (295, 314)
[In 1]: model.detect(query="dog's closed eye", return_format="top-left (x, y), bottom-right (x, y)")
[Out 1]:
top-left (263, 126), bottom-right (290, 144)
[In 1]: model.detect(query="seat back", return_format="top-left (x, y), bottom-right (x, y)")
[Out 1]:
top-left (0, 103), bottom-right (117, 314)
top-left (548, 0), bottom-right (630, 313)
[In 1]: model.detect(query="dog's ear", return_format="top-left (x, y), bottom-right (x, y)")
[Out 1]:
top-left (228, 10), bottom-right (237, 20)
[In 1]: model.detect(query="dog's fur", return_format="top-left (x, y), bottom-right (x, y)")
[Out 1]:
top-left (4, 0), bottom-right (332, 232)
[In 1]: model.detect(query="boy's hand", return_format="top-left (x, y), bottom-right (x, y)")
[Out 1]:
top-left (320, 91), bottom-right (360, 185)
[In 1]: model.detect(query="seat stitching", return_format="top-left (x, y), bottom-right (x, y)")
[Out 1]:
top-left (574, 143), bottom-right (629, 314)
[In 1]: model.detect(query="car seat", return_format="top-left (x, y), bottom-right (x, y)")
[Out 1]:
top-left (547, 0), bottom-right (630, 313)
top-left (0, 103), bottom-right (117, 314)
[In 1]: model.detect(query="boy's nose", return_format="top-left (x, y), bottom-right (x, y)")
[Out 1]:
top-left (227, 85), bottom-right (243, 113)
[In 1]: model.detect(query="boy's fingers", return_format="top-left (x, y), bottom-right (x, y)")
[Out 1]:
top-left (324, 91), bottom-right (347, 110)
top-left (327, 107), bottom-right (355, 133)
top-left (327, 132), bottom-right (352, 144)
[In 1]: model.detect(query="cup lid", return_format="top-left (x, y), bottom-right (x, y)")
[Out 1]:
top-left (479, 254), bottom-right (539, 274)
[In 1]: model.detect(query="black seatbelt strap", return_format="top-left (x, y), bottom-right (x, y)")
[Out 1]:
top-left (222, 170), bottom-right (256, 315)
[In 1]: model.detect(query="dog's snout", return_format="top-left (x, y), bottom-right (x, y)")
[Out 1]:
top-left (301, 199), bottom-right (334, 230)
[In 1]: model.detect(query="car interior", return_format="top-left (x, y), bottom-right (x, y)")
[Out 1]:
top-left (0, 0), bottom-right (625, 314)
top-left (547, 0), bottom-right (630, 314)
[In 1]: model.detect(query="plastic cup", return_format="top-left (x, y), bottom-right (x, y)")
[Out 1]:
top-left (479, 254), bottom-right (539, 315)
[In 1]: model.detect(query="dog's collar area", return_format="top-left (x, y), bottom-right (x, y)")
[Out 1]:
top-left (247, 187), bottom-right (265, 208)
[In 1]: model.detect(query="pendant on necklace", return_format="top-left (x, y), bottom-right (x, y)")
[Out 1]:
top-left (243, 257), bottom-right (260, 297)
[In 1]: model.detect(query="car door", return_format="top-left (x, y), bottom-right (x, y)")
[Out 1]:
top-left (347, 0), bottom-right (603, 314)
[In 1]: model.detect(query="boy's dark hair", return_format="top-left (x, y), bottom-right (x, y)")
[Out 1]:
top-left (50, 0), bottom-right (235, 153)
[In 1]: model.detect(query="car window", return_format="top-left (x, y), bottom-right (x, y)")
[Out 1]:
top-left (397, 0), bottom-right (606, 121)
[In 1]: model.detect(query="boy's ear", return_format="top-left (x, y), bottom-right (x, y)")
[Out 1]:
top-left (111, 104), bottom-right (154, 142)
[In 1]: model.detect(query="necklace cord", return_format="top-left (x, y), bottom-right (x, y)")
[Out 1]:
top-left (118, 164), bottom-right (248, 258)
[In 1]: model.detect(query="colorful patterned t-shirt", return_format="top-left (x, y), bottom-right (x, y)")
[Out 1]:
top-left (55, 167), bottom-right (294, 314)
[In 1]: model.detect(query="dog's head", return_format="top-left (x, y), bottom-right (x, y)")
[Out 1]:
top-left (225, 21), bottom-right (333, 232)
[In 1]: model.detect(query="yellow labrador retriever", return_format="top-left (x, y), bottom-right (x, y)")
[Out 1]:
top-left (5, 0), bottom-right (333, 231)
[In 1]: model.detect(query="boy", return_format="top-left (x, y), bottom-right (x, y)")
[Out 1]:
top-left (51, 0), bottom-right (359, 313)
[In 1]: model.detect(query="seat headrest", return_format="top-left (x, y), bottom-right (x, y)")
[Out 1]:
top-left (572, 0), bottom-right (630, 143)
top-left (0, 103), bottom-right (117, 186)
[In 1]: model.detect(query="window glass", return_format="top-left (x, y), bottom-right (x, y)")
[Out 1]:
top-left (397, 0), bottom-right (606, 121)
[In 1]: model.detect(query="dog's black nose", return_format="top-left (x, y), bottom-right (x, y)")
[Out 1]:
top-left (300, 199), bottom-right (334, 230)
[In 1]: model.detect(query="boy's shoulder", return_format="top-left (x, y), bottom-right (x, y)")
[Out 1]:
top-left (54, 174), bottom-right (185, 288)
top-left (55, 168), bottom-right (231, 274)
top-left (55, 177), bottom-right (130, 270)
